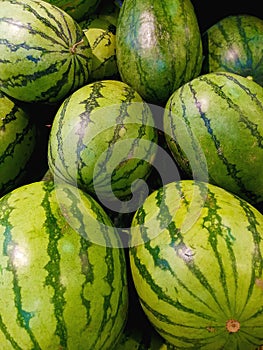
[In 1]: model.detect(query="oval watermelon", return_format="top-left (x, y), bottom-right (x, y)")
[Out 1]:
top-left (116, 0), bottom-right (203, 106)
top-left (129, 180), bottom-right (263, 349)
top-left (47, 79), bottom-right (158, 209)
top-left (163, 71), bottom-right (263, 205)
top-left (0, 180), bottom-right (128, 349)
top-left (0, 91), bottom-right (37, 197)
top-left (0, 0), bottom-right (92, 104)
top-left (202, 14), bottom-right (263, 86)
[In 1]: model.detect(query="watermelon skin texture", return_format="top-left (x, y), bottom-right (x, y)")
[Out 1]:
top-left (129, 180), bottom-right (263, 349)
top-left (0, 0), bottom-right (92, 104)
top-left (48, 79), bottom-right (158, 203)
top-left (163, 71), bottom-right (263, 206)
top-left (0, 180), bottom-right (128, 349)
top-left (0, 91), bottom-right (37, 197)
top-left (202, 15), bottom-right (263, 87)
top-left (116, 0), bottom-right (203, 106)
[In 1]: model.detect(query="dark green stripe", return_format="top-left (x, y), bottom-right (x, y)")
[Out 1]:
top-left (42, 181), bottom-right (67, 349)
top-left (75, 80), bottom-right (105, 188)
top-left (50, 95), bottom-right (74, 183)
top-left (91, 246), bottom-right (116, 348)
top-left (237, 196), bottom-right (263, 319)
top-left (0, 314), bottom-right (23, 350)
top-left (79, 236), bottom-right (93, 327)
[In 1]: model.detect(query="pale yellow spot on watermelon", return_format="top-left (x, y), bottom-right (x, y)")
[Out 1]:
top-left (118, 126), bottom-right (127, 138)
top-left (255, 278), bottom-right (263, 290)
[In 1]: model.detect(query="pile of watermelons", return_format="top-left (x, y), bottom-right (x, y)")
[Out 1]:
top-left (0, 0), bottom-right (263, 349)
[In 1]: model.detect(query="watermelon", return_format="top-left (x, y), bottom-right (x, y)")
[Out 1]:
top-left (129, 179), bottom-right (263, 349)
top-left (116, 0), bottom-right (203, 106)
top-left (0, 91), bottom-right (37, 197)
top-left (163, 71), bottom-right (263, 206)
top-left (0, 0), bottom-right (92, 104)
top-left (43, 0), bottom-right (102, 22)
top-left (202, 14), bottom-right (263, 87)
top-left (47, 79), bottom-right (158, 209)
top-left (0, 180), bottom-right (128, 349)
top-left (79, 15), bottom-right (119, 81)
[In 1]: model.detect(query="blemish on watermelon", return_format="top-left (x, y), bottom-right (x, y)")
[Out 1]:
top-left (226, 319), bottom-right (240, 333)
top-left (206, 326), bottom-right (216, 333)
top-left (255, 278), bottom-right (263, 290)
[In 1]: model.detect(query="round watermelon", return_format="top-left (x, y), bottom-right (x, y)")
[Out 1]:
top-left (0, 91), bottom-right (37, 197)
top-left (129, 180), bottom-right (263, 349)
top-left (0, 0), bottom-right (92, 104)
top-left (48, 79), bottom-right (158, 210)
top-left (116, 0), bottom-right (203, 106)
top-left (0, 180), bottom-right (128, 349)
top-left (163, 71), bottom-right (263, 206)
top-left (202, 14), bottom-right (263, 86)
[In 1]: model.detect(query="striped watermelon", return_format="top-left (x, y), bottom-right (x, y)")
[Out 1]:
top-left (0, 91), bottom-right (37, 197)
top-left (0, 0), bottom-right (92, 104)
top-left (202, 15), bottom-right (263, 86)
top-left (79, 15), bottom-right (119, 81)
top-left (43, 0), bottom-right (102, 21)
top-left (129, 180), bottom-right (263, 349)
top-left (163, 71), bottom-right (263, 206)
top-left (47, 79), bottom-right (158, 206)
top-left (116, 0), bottom-right (203, 106)
top-left (0, 180), bottom-right (128, 349)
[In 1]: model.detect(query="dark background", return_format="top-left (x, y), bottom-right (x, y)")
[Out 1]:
top-left (191, 1), bottom-right (263, 33)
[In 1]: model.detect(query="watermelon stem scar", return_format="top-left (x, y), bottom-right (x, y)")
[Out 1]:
top-left (70, 39), bottom-right (85, 54)
top-left (226, 319), bottom-right (240, 333)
